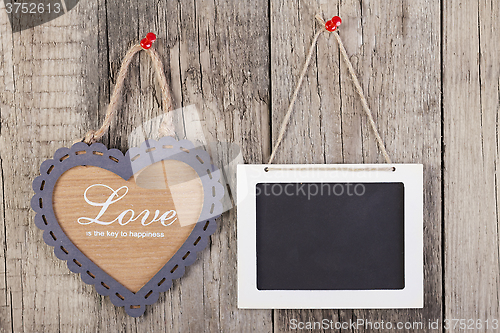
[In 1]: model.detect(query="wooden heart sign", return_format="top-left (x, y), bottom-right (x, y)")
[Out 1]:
top-left (31, 137), bottom-right (224, 316)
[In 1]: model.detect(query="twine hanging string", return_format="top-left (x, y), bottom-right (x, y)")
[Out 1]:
top-left (81, 34), bottom-right (174, 145)
top-left (267, 15), bottom-right (392, 165)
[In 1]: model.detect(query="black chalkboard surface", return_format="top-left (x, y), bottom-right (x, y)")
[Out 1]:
top-left (255, 182), bottom-right (405, 291)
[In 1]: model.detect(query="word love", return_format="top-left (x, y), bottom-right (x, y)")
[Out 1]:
top-left (77, 184), bottom-right (177, 226)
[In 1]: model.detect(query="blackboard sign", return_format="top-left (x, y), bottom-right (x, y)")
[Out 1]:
top-left (237, 164), bottom-right (423, 309)
top-left (256, 182), bottom-right (405, 291)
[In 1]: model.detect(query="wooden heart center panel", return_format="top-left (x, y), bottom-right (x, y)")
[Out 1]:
top-left (53, 160), bottom-right (203, 293)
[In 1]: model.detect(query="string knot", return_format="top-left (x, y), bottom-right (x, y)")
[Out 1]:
top-left (83, 130), bottom-right (97, 145)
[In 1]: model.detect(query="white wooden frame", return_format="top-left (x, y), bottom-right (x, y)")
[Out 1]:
top-left (237, 164), bottom-right (423, 309)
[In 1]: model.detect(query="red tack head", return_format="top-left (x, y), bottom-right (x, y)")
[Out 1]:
top-left (141, 32), bottom-right (157, 49)
top-left (325, 16), bottom-right (342, 32)
top-left (146, 32), bottom-right (157, 42)
top-left (140, 38), bottom-right (152, 49)
top-left (331, 16), bottom-right (342, 27)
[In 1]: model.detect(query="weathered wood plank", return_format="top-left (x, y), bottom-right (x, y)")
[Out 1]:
top-left (270, 0), bottom-right (442, 332)
top-left (0, 2), bottom-right (12, 331)
top-left (169, 1), bottom-right (273, 331)
top-left (443, 0), bottom-right (500, 328)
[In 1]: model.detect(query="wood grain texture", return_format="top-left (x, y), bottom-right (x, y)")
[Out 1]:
top-left (0, 0), bottom-right (498, 331)
top-left (443, 0), bottom-right (500, 329)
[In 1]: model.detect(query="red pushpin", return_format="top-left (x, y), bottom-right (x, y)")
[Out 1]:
top-left (140, 32), bottom-right (157, 49)
top-left (325, 16), bottom-right (342, 32)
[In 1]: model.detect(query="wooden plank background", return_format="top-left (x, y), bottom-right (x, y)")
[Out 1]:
top-left (0, 0), bottom-right (498, 332)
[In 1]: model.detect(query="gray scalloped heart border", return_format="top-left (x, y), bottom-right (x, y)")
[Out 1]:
top-left (31, 137), bottom-right (224, 317)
